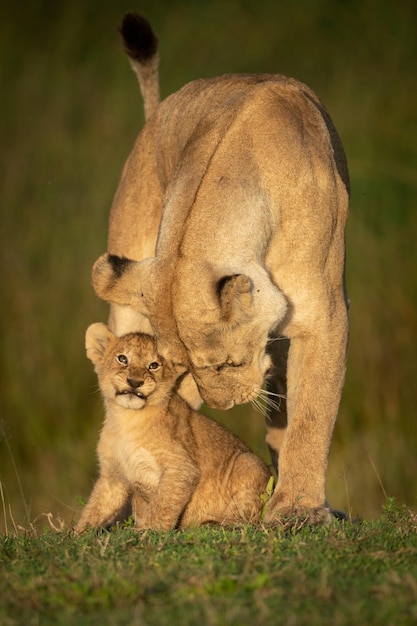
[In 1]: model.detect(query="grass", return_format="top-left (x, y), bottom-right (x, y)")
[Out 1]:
top-left (0, 0), bottom-right (417, 530)
top-left (1, 500), bottom-right (417, 625)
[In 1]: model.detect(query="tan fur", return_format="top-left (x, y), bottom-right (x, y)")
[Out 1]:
top-left (75, 324), bottom-right (271, 533)
top-left (91, 15), bottom-right (349, 523)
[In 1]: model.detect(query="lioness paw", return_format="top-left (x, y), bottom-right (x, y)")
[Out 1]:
top-left (263, 504), bottom-right (335, 529)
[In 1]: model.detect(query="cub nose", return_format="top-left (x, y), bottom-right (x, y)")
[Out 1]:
top-left (127, 377), bottom-right (143, 389)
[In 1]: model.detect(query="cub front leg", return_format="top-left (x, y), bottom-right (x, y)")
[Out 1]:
top-left (130, 481), bottom-right (156, 528)
top-left (74, 477), bottom-right (130, 533)
top-left (134, 459), bottom-right (200, 531)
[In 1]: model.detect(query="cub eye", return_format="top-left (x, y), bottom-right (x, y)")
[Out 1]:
top-left (148, 362), bottom-right (160, 370)
top-left (117, 354), bottom-right (128, 365)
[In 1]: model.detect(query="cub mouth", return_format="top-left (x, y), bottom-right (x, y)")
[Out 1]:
top-left (116, 390), bottom-right (146, 400)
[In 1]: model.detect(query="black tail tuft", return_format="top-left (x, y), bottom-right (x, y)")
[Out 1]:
top-left (120, 13), bottom-right (158, 62)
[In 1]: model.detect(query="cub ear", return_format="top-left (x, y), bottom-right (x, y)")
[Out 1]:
top-left (217, 274), bottom-right (253, 322)
top-left (92, 253), bottom-right (152, 313)
top-left (85, 323), bottom-right (114, 365)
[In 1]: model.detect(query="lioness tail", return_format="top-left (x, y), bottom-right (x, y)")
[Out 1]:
top-left (120, 13), bottom-right (160, 121)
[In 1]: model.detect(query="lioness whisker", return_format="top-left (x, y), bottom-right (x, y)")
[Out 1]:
top-left (251, 393), bottom-right (270, 416)
top-left (263, 399), bottom-right (281, 413)
top-left (259, 389), bottom-right (286, 400)
top-left (266, 336), bottom-right (287, 345)
top-left (253, 389), bottom-right (285, 414)
top-left (251, 397), bottom-right (267, 417)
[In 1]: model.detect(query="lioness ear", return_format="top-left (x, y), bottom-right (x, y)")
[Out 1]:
top-left (92, 253), bottom-right (153, 313)
top-left (217, 274), bottom-right (253, 322)
top-left (85, 323), bottom-right (113, 365)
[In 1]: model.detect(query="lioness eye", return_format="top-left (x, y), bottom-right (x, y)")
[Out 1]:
top-left (215, 362), bottom-right (229, 372)
top-left (148, 362), bottom-right (159, 370)
top-left (117, 354), bottom-right (128, 365)
top-left (214, 360), bottom-right (243, 372)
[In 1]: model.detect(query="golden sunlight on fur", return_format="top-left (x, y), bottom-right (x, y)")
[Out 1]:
top-left (75, 324), bottom-right (271, 533)
top-left (91, 13), bottom-right (349, 523)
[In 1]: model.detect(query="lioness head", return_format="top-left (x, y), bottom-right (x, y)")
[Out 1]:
top-left (92, 255), bottom-right (287, 409)
top-left (85, 323), bottom-right (181, 410)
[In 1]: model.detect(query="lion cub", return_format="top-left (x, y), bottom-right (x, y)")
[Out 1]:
top-left (75, 323), bottom-right (271, 533)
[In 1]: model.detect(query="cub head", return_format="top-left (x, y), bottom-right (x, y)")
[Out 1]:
top-left (85, 323), bottom-right (182, 410)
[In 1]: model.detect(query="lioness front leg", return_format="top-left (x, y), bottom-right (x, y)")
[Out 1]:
top-left (264, 308), bottom-right (348, 524)
top-left (74, 477), bottom-right (130, 533)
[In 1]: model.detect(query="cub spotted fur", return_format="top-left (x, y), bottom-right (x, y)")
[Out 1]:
top-left (75, 323), bottom-right (271, 533)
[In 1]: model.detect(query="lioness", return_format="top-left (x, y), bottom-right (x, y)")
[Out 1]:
top-left (75, 323), bottom-right (271, 533)
top-left (92, 14), bottom-right (349, 523)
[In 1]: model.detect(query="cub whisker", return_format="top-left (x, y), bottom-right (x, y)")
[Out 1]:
top-left (87, 385), bottom-right (101, 397)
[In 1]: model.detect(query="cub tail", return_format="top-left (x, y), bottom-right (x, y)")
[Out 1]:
top-left (120, 13), bottom-right (160, 121)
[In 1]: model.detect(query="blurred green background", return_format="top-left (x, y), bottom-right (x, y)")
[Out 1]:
top-left (1, 0), bottom-right (416, 531)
